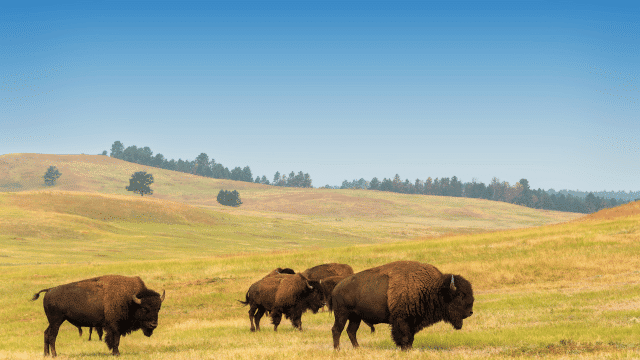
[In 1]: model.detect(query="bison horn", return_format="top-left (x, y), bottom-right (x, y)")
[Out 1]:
top-left (450, 275), bottom-right (456, 292)
top-left (132, 295), bottom-right (142, 305)
top-left (306, 281), bottom-right (313, 290)
top-left (160, 289), bottom-right (166, 302)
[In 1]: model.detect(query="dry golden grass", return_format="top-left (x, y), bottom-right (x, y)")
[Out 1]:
top-left (1, 153), bottom-right (637, 359)
top-left (0, 153), bottom-right (580, 243)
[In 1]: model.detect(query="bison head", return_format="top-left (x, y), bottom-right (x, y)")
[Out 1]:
top-left (132, 289), bottom-right (165, 336)
top-left (275, 273), bottom-right (325, 314)
top-left (305, 279), bottom-right (325, 314)
top-left (441, 274), bottom-right (474, 330)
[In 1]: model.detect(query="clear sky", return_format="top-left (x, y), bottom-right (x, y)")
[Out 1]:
top-left (2, 1), bottom-right (638, 191)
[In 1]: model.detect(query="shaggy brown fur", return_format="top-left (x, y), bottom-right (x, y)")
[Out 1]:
top-left (239, 273), bottom-right (324, 331)
top-left (331, 261), bottom-right (474, 350)
top-left (321, 275), bottom-right (376, 333)
top-left (32, 275), bottom-right (165, 357)
top-left (301, 263), bottom-right (354, 281)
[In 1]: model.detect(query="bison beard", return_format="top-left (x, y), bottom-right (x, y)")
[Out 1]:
top-left (31, 275), bottom-right (165, 357)
top-left (331, 261), bottom-right (474, 350)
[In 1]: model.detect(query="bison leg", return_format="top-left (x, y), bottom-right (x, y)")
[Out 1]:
top-left (44, 322), bottom-right (62, 357)
top-left (271, 311), bottom-right (282, 332)
top-left (43, 314), bottom-right (64, 357)
top-left (331, 310), bottom-right (349, 350)
top-left (364, 320), bottom-right (375, 333)
top-left (346, 315), bottom-right (362, 348)
top-left (290, 315), bottom-right (303, 331)
top-left (254, 307), bottom-right (266, 331)
top-left (390, 319), bottom-right (414, 351)
top-left (96, 326), bottom-right (104, 341)
top-left (248, 304), bottom-right (258, 332)
top-left (105, 328), bottom-right (121, 356)
top-left (77, 326), bottom-right (83, 338)
top-left (88, 327), bottom-right (92, 341)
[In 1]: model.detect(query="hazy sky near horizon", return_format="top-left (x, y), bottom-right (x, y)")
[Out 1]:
top-left (2, 1), bottom-right (638, 191)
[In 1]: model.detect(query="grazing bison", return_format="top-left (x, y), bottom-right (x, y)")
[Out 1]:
top-left (76, 326), bottom-right (103, 341)
top-left (32, 275), bottom-right (165, 357)
top-left (301, 263), bottom-right (353, 281)
top-left (302, 263), bottom-right (354, 312)
top-left (331, 261), bottom-right (474, 350)
top-left (239, 273), bottom-right (324, 331)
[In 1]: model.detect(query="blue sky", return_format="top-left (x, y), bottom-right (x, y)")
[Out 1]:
top-left (2, 1), bottom-right (638, 191)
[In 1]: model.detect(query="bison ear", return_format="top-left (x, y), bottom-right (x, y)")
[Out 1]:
top-left (160, 290), bottom-right (165, 302)
top-left (132, 295), bottom-right (142, 305)
top-left (440, 274), bottom-right (455, 303)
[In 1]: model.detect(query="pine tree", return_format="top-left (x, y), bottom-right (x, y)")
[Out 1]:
top-left (43, 166), bottom-right (62, 186)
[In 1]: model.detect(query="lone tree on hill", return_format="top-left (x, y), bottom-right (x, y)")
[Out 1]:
top-left (126, 171), bottom-right (154, 196)
top-left (43, 166), bottom-right (62, 186)
top-left (217, 189), bottom-right (242, 207)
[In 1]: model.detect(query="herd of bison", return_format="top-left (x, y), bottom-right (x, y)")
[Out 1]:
top-left (31, 260), bottom-right (474, 356)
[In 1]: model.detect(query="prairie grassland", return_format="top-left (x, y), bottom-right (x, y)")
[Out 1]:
top-left (0, 154), bottom-right (637, 358)
top-left (1, 198), bottom-right (639, 359)
top-left (0, 188), bottom-right (581, 265)
top-left (0, 154), bottom-right (578, 240)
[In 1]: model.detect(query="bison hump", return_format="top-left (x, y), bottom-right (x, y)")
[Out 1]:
top-left (382, 261), bottom-right (443, 317)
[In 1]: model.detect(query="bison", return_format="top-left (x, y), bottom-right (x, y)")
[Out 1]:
top-left (331, 261), bottom-right (474, 350)
top-left (301, 263), bottom-right (354, 311)
top-left (239, 273), bottom-right (324, 331)
top-left (76, 326), bottom-right (103, 341)
top-left (32, 275), bottom-right (165, 357)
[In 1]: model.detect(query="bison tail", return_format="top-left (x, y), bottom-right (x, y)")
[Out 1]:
top-left (31, 288), bottom-right (50, 301)
top-left (237, 291), bottom-right (250, 306)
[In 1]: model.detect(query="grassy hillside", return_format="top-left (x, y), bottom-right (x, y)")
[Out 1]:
top-left (1, 198), bottom-right (639, 358)
top-left (0, 153), bottom-right (580, 242)
top-left (3, 153), bottom-right (635, 359)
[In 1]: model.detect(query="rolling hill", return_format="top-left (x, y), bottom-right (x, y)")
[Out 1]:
top-left (0, 153), bottom-right (581, 241)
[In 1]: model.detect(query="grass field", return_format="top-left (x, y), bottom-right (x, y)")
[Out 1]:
top-left (0, 154), bottom-right (638, 359)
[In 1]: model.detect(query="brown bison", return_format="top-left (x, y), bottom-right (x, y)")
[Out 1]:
top-left (331, 261), bottom-right (474, 350)
top-left (32, 275), bottom-right (165, 357)
top-left (301, 263), bottom-right (354, 312)
top-left (76, 326), bottom-right (103, 341)
top-left (301, 263), bottom-right (353, 281)
top-left (239, 273), bottom-right (324, 331)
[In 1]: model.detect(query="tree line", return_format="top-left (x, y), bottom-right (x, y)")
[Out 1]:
top-left (108, 141), bottom-right (312, 188)
top-left (106, 141), bottom-right (630, 214)
top-left (335, 175), bottom-right (629, 214)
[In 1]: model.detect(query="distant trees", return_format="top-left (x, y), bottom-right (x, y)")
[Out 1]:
top-left (107, 141), bottom-right (289, 187)
top-left (43, 166), bottom-right (61, 186)
top-left (341, 178), bottom-right (368, 190)
top-left (126, 171), bottom-right (154, 196)
top-left (338, 173), bottom-right (627, 214)
top-left (271, 170), bottom-right (312, 188)
top-left (217, 190), bottom-right (242, 207)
